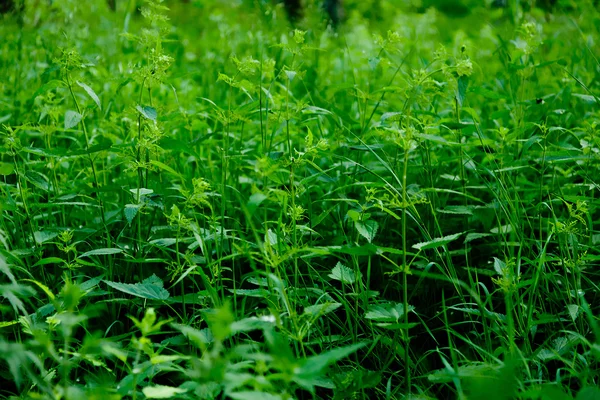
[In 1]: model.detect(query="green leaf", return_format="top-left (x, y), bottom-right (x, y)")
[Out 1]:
top-left (80, 248), bottom-right (123, 258)
top-left (304, 302), bottom-right (342, 317)
top-left (104, 274), bottom-right (169, 300)
top-left (576, 387), bottom-right (600, 400)
top-left (328, 262), bottom-right (360, 284)
top-left (24, 171), bottom-right (51, 192)
top-left (365, 302), bottom-right (414, 322)
top-left (294, 342), bottom-right (367, 392)
top-left (142, 385), bottom-right (187, 399)
top-left (136, 105), bottom-right (157, 121)
top-left (456, 75), bottom-right (469, 106)
top-left (124, 204), bottom-right (141, 225)
top-left (64, 110), bottom-right (83, 130)
top-left (566, 304), bottom-right (579, 321)
top-left (0, 162), bottom-right (15, 175)
top-left (413, 232), bottom-right (464, 251)
top-left (172, 324), bottom-right (213, 347)
top-left (76, 81), bottom-right (101, 109)
top-left (355, 220), bottom-right (378, 243)
top-left (229, 392), bottom-right (282, 400)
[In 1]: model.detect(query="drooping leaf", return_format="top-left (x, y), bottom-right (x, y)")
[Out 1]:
top-left (76, 81), bottom-right (101, 109)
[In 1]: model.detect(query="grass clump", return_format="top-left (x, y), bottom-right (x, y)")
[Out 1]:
top-left (1, 0), bottom-right (600, 399)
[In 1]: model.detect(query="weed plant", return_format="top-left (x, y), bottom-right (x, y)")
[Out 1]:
top-left (1, 0), bottom-right (600, 399)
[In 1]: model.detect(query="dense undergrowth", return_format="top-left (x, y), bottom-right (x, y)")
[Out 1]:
top-left (1, 0), bottom-right (600, 398)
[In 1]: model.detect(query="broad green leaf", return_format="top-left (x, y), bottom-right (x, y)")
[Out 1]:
top-left (124, 204), bottom-right (141, 225)
top-left (413, 232), bottom-right (464, 251)
top-left (142, 385), bottom-right (187, 399)
top-left (566, 304), bottom-right (579, 321)
top-left (80, 248), bottom-right (123, 258)
top-left (576, 387), bottom-right (600, 400)
top-left (136, 105), bottom-right (157, 121)
top-left (0, 162), bottom-right (14, 175)
top-left (33, 230), bottom-right (58, 244)
top-left (76, 81), bottom-right (101, 109)
top-left (365, 303), bottom-right (414, 322)
top-left (104, 275), bottom-right (169, 300)
top-left (64, 110), bottom-right (83, 130)
top-left (355, 220), bottom-right (378, 243)
top-left (328, 262), bottom-right (360, 284)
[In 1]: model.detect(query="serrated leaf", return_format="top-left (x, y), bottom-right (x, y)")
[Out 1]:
top-left (104, 275), bottom-right (169, 300)
top-left (304, 302), bottom-right (342, 317)
top-left (566, 304), bottom-right (579, 321)
top-left (124, 204), bottom-right (141, 225)
top-left (490, 224), bottom-right (512, 234)
top-left (464, 232), bottom-right (492, 243)
top-left (355, 220), bottom-right (378, 243)
top-left (413, 232), bottom-right (464, 251)
top-left (64, 110), bottom-right (83, 130)
top-left (142, 385), bottom-right (187, 399)
top-left (76, 81), bottom-right (101, 109)
top-left (328, 262), bottom-right (360, 284)
top-left (80, 248), bottom-right (123, 258)
top-left (365, 303), bottom-right (414, 322)
top-left (136, 105), bottom-right (157, 121)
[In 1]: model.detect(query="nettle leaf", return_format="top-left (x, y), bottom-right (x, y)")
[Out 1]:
top-left (142, 385), bottom-right (187, 399)
top-left (413, 232), bottom-right (464, 251)
top-left (355, 220), bottom-right (378, 243)
top-left (304, 302), bottom-right (342, 317)
top-left (124, 204), bottom-right (141, 225)
top-left (64, 110), bottom-right (83, 130)
top-left (365, 303), bottom-right (414, 322)
top-left (80, 248), bottom-right (123, 258)
top-left (76, 81), bottom-right (101, 109)
top-left (328, 262), bottom-right (360, 284)
top-left (136, 105), bottom-right (157, 121)
top-left (566, 304), bottom-right (580, 321)
top-left (103, 274), bottom-right (169, 300)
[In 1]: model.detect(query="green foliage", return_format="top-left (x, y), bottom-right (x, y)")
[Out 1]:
top-left (1, 0), bottom-right (600, 398)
